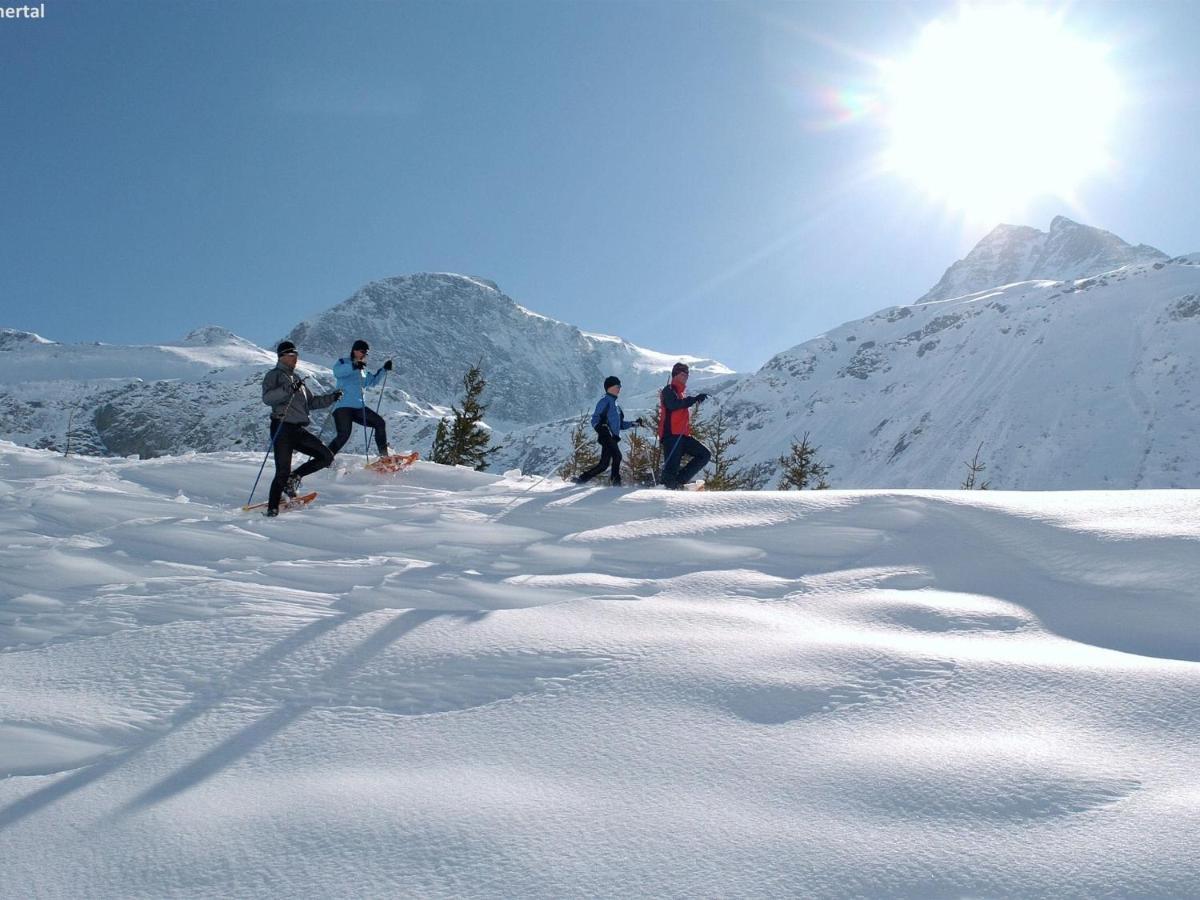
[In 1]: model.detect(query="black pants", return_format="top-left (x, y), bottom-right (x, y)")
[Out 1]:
top-left (328, 406), bottom-right (388, 456)
top-left (269, 420), bottom-right (334, 511)
top-left (661, 434), bottom-right (710, 487)
top-left (577, 429), bottom-right (623, 485)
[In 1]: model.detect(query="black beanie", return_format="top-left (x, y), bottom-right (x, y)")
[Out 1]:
top-left (603, 376), bottom-right (621, 390)
top-left (276, 340), bottom-right (297, 356)
top-left (352, 339), bottom-right (370, 354)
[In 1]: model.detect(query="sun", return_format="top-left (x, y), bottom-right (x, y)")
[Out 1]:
top-left (881, 5), bottom-right (1123, 221)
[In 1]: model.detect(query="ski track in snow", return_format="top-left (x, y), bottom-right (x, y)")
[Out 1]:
top-left (1, 444), bottom-right (1199, 898)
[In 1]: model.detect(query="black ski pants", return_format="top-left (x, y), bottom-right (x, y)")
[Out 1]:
top-left (269, 419), bottom-right (334, 511)
top-left (578, 428), bottom-right (622, 485)
top-left (328, 406), bottom-right (388, 456)
top-left (661, 434), bottom-right (710, 487)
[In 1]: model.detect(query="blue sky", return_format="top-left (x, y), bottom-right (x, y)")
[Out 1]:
top-left (2, 0), bottom-right (1197, 371)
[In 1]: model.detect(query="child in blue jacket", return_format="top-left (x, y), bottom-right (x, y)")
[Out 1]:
top-left (575, 376), bottom-right (643, 486)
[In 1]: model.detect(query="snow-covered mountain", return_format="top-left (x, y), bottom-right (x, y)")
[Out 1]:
top-left (0, 327), bottom-right (329, 457)
top-left (281, 273), bottom-right (732, 428)
top-left (720, 254), bottom-right (1200, 489)
top-left (916, 216), bottom-right (1168, 305)
top-left (2, 222), bottom-right (1195, 486)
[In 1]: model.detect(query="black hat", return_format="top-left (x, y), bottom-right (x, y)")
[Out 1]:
top-left (276, 340), bottom-right (297, 356)
top-left (603, 376), bottom-right (621, 390)
top-left (352, 339), bottom-right (370, 354)
top-left (671, 362), bottom-right (690, 376)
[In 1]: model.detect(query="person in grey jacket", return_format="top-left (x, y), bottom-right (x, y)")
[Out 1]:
top-left (261, 341), bottom-right (342, 516)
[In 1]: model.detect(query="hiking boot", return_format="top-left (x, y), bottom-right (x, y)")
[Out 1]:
top-left (284, 475), bottom-right (302, 498)
top-left (265, 508), bottom-right (280, 518)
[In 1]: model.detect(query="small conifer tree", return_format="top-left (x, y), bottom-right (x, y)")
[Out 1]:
top-left (702, 407), bottom-right (752, 491)
top-left (621, 424), bottom-right (656, 486)
top-left (776, 432), bottom-right (832, 490)
top-left (430, 362), bottom-right (499, 470)
top-left (961, 442), bottom-right (991, 489)
top-left (558, 414), bottom-right (601, 480)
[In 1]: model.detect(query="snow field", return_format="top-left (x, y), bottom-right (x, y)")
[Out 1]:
top-left (1, 442), bottom-right (1198, 897)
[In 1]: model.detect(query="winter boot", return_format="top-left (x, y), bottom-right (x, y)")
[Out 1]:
top-left (284, 474), bottom-right (302, 498)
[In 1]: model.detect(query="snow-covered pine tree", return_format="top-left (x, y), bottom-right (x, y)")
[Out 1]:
top-left (558, 413), bottom-right (601, 480)
top-left (776, 432), bottom-right (832, 490)
top-left (702, 407), bottom-right (752, 491)
top-left (430, 362), bottom-right (499, 471)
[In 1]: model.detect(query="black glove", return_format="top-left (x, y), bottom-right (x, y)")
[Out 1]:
top-left (595, 423), bottom-right (611, 438)
top-left (635, 417), bottom-right (645, 427)
top-left (291, 378), bottom-right (306, 393)
top-left (694, 392), bottom-right (709, 403)
top-left (383, 359), bottom-right (394, 371)
top-left (353, 360), bottom-right (365, 370)
top-left (332, 389), bottom-right (344, 401)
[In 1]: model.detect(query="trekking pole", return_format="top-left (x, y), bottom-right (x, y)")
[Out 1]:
top-left (311, 374), bottom-right (337, 439)
top-left (373, 367), bottom-right (390, 455)
top-left (649, 428), bottom-right (659, 487)
top-left (245, 378), bottom-right (303, 508)
top-left (362, 403), bottom-right (370, 464)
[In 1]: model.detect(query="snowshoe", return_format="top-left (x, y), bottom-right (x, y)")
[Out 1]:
top-left (244, 491), bottom-right (318, 514)
top-left (365, 451), bottom-right (420, 475)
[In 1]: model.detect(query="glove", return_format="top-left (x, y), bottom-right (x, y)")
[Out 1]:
top-left (383, 359), bottom-right (394, 371)
top-left (595, 423), bottom-right (611, 438)
top-left (694, 392), bottom-right (709, 403)
top-left (332, 389), bottom-right (344, 401)
top-left (353, 360), bottom-right (365, 370)
top-left (635, 418), bottom-right (645, 427)
top-left (291, 378), bottom-right (306, 393)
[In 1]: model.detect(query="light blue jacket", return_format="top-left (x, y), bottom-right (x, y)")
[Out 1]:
top-left (331, 357), bottom-right (385, 410)
top-left (591, 393), bottom-right (634, 437)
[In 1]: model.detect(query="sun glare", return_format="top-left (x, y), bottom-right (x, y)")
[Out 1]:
top-left (881, 5), bottom-right (1122, 221)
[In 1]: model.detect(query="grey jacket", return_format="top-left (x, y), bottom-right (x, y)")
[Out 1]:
top-left (262, 364), bottom-right (339, 425)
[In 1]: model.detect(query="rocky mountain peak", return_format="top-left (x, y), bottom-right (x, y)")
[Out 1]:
top-left (179, 325), bottom-right (258, 348)
top-left (916, 218), bottom-right (1169, 305)
top-left (0, 328), bottom-right (55, 350)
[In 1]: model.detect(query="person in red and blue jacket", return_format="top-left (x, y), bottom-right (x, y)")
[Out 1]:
top-left (659, 361), bottom-right (710, 489)
top-left (575, 376), bottom-right (643, 486)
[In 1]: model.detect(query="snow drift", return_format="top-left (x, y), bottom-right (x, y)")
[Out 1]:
top-left (1, 442), bottom-right (1198, 897)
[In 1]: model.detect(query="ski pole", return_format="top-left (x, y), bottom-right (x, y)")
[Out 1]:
top-left (362, 402), bottom-right (369, 464)
top-left (374, 367), bottom-right (389, 417)
top-left (650, 428), bottom-right (659, 487)
top-left (373, 367), bottom-right (389, 455)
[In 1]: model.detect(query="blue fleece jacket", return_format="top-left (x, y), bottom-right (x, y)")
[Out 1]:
top-left (590, 393), bottom-right (634, 436)
top-left (331, 357), bottom-right (384, 410)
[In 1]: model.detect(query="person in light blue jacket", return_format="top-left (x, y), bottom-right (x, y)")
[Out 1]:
top-left (575, 376), bottom-right (643, 486)
top-left (327, 339), bottom-right (394, 456)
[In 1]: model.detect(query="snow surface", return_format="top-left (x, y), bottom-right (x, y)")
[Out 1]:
top-left (2, 442), bottom-right (1198, 897)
